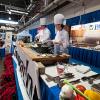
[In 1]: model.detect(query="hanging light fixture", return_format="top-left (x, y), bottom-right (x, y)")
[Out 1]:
top-left (9, 17), bottom-right (11, 20)
top-left (10, 9), bottom-right (28, 15)
top-left (8, 10), bottom-right (11, 15)
top-left (0, 19), bottom-right (18, 25)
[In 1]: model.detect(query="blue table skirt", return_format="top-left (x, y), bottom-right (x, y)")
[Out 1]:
top-left (40, 77), bottom-right (60, 100)
top-left (0, 48), bottom-right (5, 58)
top-left (13, 58), bottom-right (23, 100)
top-left (40, 58), bottom-right (100, 100)
top-left (68, 47), bottom-right (100, 68)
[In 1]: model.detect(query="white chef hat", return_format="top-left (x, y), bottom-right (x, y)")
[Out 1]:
top-left (54, 14), bottom-right (65, 24)
top-left (40, 18), bottom-right (47, 25)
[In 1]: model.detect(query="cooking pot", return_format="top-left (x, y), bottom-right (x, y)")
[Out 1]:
top-left (31, 46), bottom-right (52, 54)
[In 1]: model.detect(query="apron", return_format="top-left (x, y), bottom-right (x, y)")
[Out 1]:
top-left (54, 29), bottom-right (69, 54)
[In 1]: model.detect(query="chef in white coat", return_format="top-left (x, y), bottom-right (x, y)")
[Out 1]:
top-left (53, 14), bottom-right (69, 54)
top-left (35, 18), bottom-right (51, 43)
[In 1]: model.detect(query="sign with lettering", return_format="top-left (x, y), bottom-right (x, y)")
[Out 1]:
top-left (5, 32), bottom-right (12, 47)
top-left (71, 21), bottom-right (100, 44)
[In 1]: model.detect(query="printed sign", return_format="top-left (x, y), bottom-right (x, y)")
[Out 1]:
top-left (5, 32), bottom-right (12, 47)
top-left (71, 21), bottom-right (100, 44)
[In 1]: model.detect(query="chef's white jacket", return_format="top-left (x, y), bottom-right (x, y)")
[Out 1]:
top-left (53, 29), bottom-right (69, 53)
top-left (35, 28), bottom-right (51, 43)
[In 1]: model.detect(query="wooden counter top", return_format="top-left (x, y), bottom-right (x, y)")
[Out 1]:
top-left (17, 43), bottom-right (70, 65)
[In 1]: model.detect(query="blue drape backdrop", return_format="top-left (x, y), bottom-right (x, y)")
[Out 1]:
top-left (29, 10), bottom-right (100, 40)
top-left (66, 10), bottom-right (100, 26)
top-left (29, 28), bottom-right (37, 41)
top-left (47, 23), bottom-right (56, 39)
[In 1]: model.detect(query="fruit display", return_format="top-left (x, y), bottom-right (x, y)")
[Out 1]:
top-left (84, 90), bottom-right (100, 100)
top-left (76, 85), bottom-right (86, 93)
top-left (59, 84), bottom-right (74, 99)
